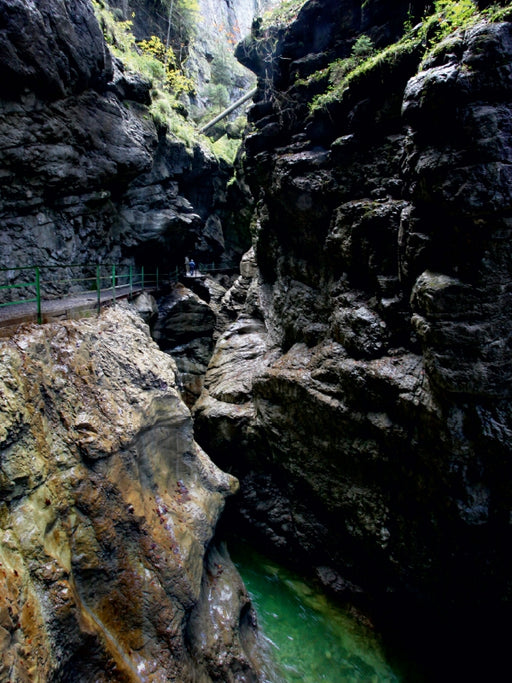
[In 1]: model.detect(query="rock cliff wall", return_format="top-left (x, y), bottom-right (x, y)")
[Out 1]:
top-left (0, 0), bottom-right (241, 301)
top-left (2, 0), bottom-right (512, 677)
top-left (190, 0), bottom-right (276, 96)
top-left (194, 0), bottom-right (512, 665)
top-left (0, 305), bottom-right (261, 682)
top-left (103, 0), bottom-right (279, 116)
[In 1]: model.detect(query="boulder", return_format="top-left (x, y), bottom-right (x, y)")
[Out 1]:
top-left (0, 305), bottom-right (262, 681)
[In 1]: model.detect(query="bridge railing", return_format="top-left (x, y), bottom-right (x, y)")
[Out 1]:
top-left (0, 260), bottom-right (239, 325)
top-left (0, 263), bottom-right (180, 324)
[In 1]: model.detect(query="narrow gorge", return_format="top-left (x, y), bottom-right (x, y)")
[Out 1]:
top-left (1, 0), bottom-right (512, 681)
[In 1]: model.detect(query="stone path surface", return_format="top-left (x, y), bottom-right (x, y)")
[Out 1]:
top-left (0, 285), bottom-right (145, 336)
top-left (0, 268), bottom-right (233, 336)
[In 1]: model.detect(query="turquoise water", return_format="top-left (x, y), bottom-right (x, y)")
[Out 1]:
top-left (230, 542), bottom-right (401, 683)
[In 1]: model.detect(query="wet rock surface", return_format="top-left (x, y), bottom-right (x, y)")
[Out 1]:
top-left (2, 0), bottom-right (512, 678)
top-left (0, 0), bottom-right (243, 301)
top-left (0, 306), bottom-right (260, 682)
top-left (153, 283), bottom-right (218, 408)
top-left (195, 0), bottom-right (512, 645)
top-left (0, 0), bottom-right (111, 101)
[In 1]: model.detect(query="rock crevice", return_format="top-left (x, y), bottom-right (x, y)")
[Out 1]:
top-left (0, 306), bottom-right (260, 682)
top-left (195, 0), bottom-right (512, 635)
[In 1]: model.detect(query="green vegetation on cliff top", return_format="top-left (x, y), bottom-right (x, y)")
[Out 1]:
top-left (92, 1), bottom-right (199, 141)
top-left (261, 0), bottom-right (306, 29)
top-left (310, 0), bottom-right (512, 112)
top-left (92, 0), bottom-right (243, 163)
top-left (92, 0), bottom-right (512, 155)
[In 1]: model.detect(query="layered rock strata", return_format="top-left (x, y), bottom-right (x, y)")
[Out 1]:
top-left (0, 305), bottom-right (260, 682)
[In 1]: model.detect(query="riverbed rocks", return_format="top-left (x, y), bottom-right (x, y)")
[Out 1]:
top-left (194, 0), bottom-right (512, 639)
top-left (0, 306), bottom-right (261, 682)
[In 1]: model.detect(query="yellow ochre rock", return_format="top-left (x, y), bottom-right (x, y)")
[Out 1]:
top-left (0, 305), bottom-right (259, 683)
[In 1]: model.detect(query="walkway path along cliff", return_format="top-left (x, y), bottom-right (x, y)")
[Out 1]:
top-left (0, 263), bottom-right (170, 335)
top-left (0, 261), bottom-right (239, 335)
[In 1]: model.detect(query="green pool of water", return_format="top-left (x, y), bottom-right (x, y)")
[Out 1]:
top-left (230, 542), bottom-right (401, 683)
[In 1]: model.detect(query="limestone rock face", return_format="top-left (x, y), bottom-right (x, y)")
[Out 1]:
top-left (0, 306), bottom-right (260, 682)
top-left (153, 283), bottom-right (218, 407)
top-left (402, 21), bottom-right (512, 397)
top-left (0, 0), bottom-right (240, 299)
top-left (194, 0), bottom-right (512, 632)
top-left (190, 0), bottom-right (275, 95)
top-left (0, 0), bottom-right (112, 100)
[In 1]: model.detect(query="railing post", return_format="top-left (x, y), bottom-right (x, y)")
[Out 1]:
top-left (96, 265), bottom-right (101, 314)
top-left (129, 264), bottom-right (133, 298)
top-left (35, 267), bottom-right (42, 324)
top-left (156, 267), bottom-right (159, 292)
top-left (141, 265), bottom-right (144, 292)
top-left (112, 264), bottom-right (116, 305)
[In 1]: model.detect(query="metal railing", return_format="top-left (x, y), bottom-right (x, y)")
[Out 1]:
top-left (0, 263), bottom-right (179, 324)
top-left (0, 260), bottom-right (240, 325)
